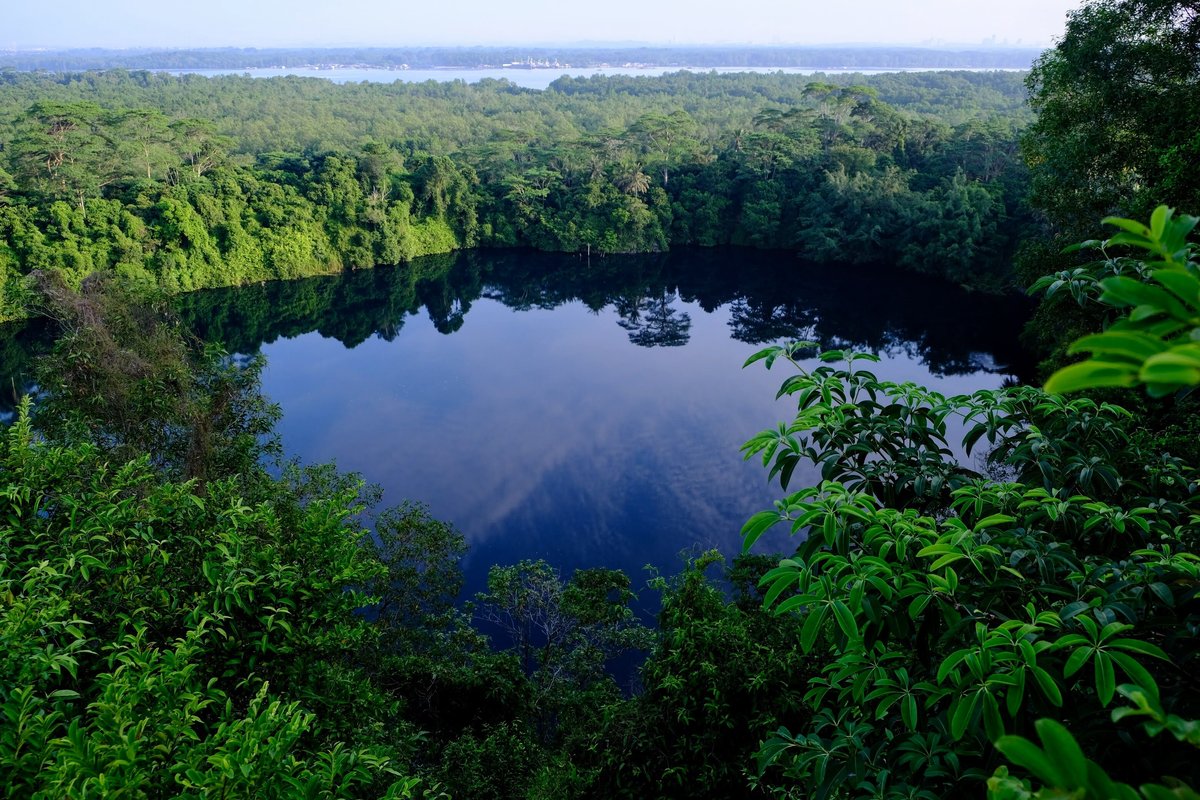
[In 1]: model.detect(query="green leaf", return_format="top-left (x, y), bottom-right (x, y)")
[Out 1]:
top-left (1086, 762), bottom-right (1141, 800)
top-left (1147, 346), bottom-right (1200, 367)
top-left (1108, 651), bottom-right (1157, 700)
top-left (1138, 783), bottom-right (1200, 800)
top-left (755, 731), bottom-right (795, 774)
top-left (1059, 601), bottom-right (1090, 621)
top-left (1153, 269), bottom-right (1200, 304)
top-left (743, 347), bottom-right (780, 369)
top-left (742, 510), bottom-right (784, 552)
top-left (908, 593), bottom-right (932, 619)
top-left (902, 694), bottom-right (918, 730)
top-left (800, 605), bottom-right (827, 652)
top-left (1138, 358), bottom-right (1200, 387)
top-left (1147, 582), bottom-right (1175, 607)
top-left (831, 599), bottom-right (859, 640)
top-left (775, 595), bottom-right (807, 616)
top-left (1110, 638), bottom-right (1170, 661)
top-left (1045, 360), bottom-right (1138, 394)
top-left (762, 570), bottom-right (801, 609)
top-left (1107, 231), bottom-right (1158, 250)
top-left (1064, 646), bottom-right (1091, 678)
top-left (1102, 215), bottom-right (1152, 239)
top-left (1095, 652), bottom-right (1116, 706)
top-left (1031, 666), bottom-right (1063, 707)
top-left (994, 734), bottom-right (1060, 786)
top-left (1036, 718), bottom-right (1088, 788)
top-left (1100, 276), bottom-right (1189, 318)
top-left (983, 692), bottom-right (1005, 741)
top-left (1068, 331), bottom-right (1167, 361)
top-left (930, 553), bottom-right (966, 570)
top-left (950, 694), bottom-right (976, 740)
top-left (1150, 205), bottom-right (1169, 240)
top-left (938, 648), bottom-right (972, 683)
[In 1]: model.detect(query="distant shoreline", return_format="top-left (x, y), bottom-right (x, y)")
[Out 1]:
top-left (149, 65), bottom-right (1027, 90)
top-left (0, 44), bottom-right (1043, 73)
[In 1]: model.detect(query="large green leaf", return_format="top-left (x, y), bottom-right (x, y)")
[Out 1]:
top-left (1068, 331), bottom-right (1167, 361)
top-left (1044, 360), bottom-right (1139, 394)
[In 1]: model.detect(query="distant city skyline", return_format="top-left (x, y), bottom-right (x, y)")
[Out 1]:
top-left (6, 0), bottom-right (1084, 50)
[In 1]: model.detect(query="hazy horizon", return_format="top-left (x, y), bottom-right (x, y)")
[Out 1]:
top-left (5, 0), bottom-right (1083, 51)
top-left (4, 42), bottom-right (1049, 52)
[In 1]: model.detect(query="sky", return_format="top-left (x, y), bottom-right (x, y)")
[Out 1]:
top-left (4, 0), bottom-right (1085, 50)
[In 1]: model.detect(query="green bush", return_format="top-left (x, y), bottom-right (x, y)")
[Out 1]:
top-left (742, 341), bottom-right (1198, 797)
top-left (0, 403), bottom-right (422, 797)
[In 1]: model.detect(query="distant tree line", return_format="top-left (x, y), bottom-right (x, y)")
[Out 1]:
top-left (0, 45), bottom-right (1043, 72)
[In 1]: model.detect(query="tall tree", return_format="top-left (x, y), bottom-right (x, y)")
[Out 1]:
top-left (113, 108), bottom-right (174, 182)
top-left (626, 111), bottom-right (706, 186)
top-left (9, 102), bottom-right (120, 210)
top-left (169, 117), bottom-right (229, 179)
top-left (1024, 0), bottom-right (1200, 231)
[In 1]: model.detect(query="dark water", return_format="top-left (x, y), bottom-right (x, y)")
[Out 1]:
top-left (169, 247), bottom-right (1033, 602)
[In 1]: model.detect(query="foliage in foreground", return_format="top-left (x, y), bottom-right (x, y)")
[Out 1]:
top-left (0, 401), bottom-right (423, 797)
top-left (0, 410), bottom-right (810, 798)
top-left (1037, 206), bottom-right (1200, 397)
top-left (994, 208), bottom-right (1200, 798)
top-left (742, 211), bottom-right (1200, 799)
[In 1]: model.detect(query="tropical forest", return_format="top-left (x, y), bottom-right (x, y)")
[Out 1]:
top-left (1, 0), bottom-right (1199, 798)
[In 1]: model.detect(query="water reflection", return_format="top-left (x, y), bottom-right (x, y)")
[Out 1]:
top-left (173, 248), bottom-right (1033, 379)
top-left (172, 248), bottom-right (1032, 599)
top-left (0, 248), bottom-right (1033, 602)
top-left (616, 289), bottom-right (693, 348)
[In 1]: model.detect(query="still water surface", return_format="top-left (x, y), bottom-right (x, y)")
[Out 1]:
top-left (176, 248), bottom-right (1032, 600)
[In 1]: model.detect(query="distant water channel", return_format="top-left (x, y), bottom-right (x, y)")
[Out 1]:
top-left (167, 248), bottom-right (1032, 603)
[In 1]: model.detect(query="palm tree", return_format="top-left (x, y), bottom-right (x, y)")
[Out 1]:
top-left (616, 167), bottom-right (650, 197)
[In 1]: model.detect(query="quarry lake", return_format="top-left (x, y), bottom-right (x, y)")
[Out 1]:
top-left (167, 247), bottom-right (1033, 601)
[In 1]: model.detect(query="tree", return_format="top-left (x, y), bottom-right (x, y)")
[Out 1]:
top-left (0, 164), bottom-right (15, 204)
top-left (614, 163), bottom-right (651, 197)
top-left (0, 409), bottom-right (423, 797)
top-left (30, 270), bottom-right (279, 485)
top-left (988, 207), bottom-right (1200, 799)
top-left (584, 553), bottom-right (818, 799)
top-left (365, 501), bottom-right (469, 652)
top-left (742, 350), bottom-right (1197, 798)
top-left (9, 102), bottom-right (122, 210)
top-left (169, 117), bottom-right (230, 179)
top-left (1024, 0), bottom-right (1200, 231)
top-left (114, 108), bottom-right (174, 182)
top-left (739, 208), bottom-right (1200, 799)
top-left (626, 111), bottom-right (706, 186)
top-left (474, 560), bottom-right (651, 743)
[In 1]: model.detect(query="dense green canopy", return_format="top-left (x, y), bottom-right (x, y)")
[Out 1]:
top-left (1025, 0), bottom-right (1200, 230)
top-left (0, 69), bottom-right (1035, 323)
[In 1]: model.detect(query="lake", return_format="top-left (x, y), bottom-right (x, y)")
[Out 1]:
top-left (171, 247), bottom-right (1032, 602)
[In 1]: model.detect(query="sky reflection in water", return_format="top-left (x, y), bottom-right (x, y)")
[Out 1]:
top-left (175, 248), bottom-right (1033, 600)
